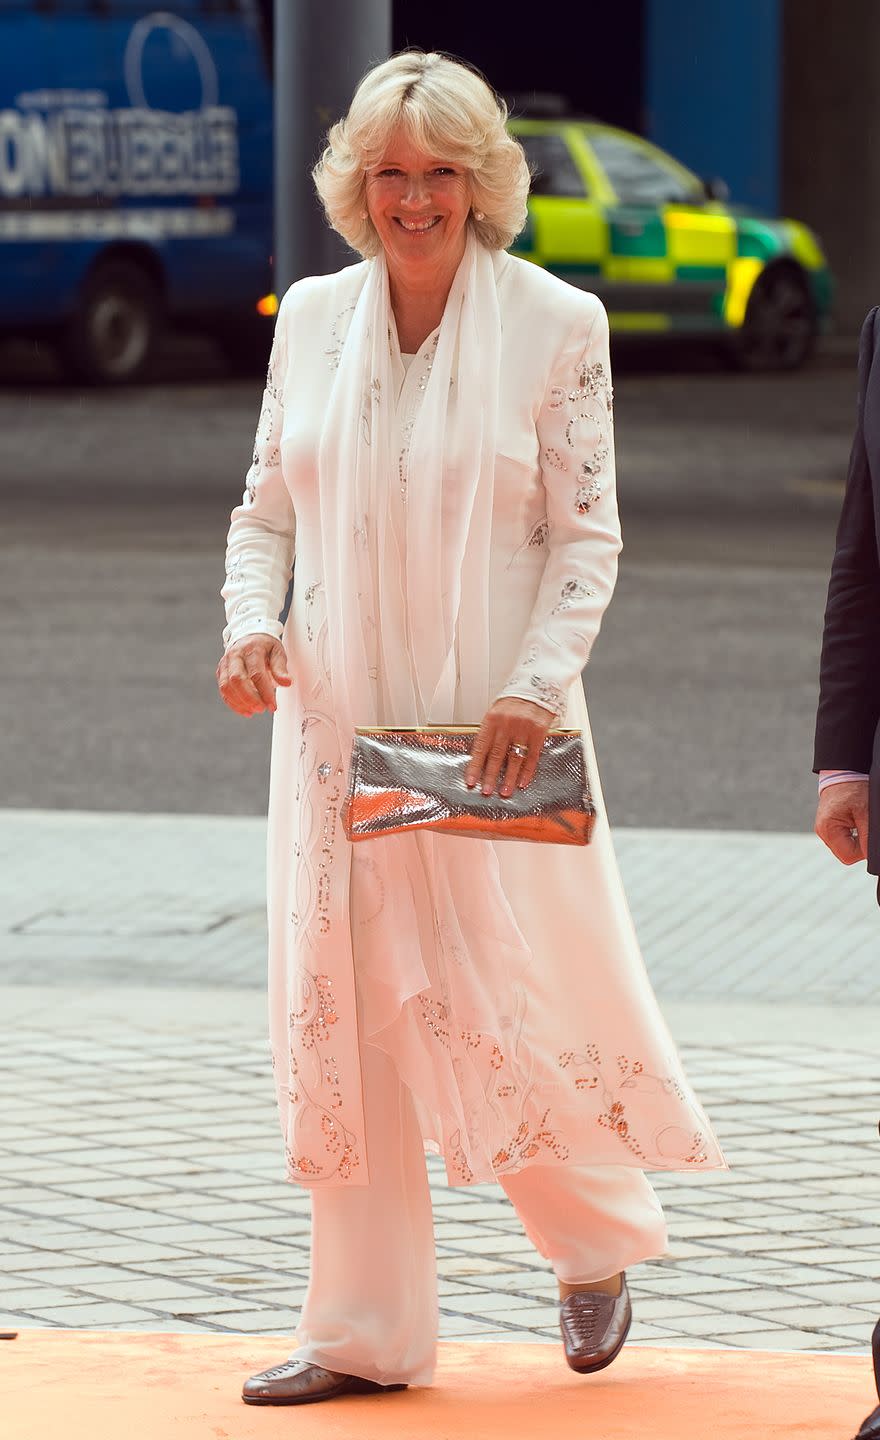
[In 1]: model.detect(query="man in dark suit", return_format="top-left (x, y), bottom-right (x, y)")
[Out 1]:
top-left (814, 306), bottom-right (880, 901)
top-left (814, 307), bottom-right (880, 1440)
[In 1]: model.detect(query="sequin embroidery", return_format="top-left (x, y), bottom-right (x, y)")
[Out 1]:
top-left (552, 579), bottom-right (597, 614)
top-left (284, 969), bottom-right (360, 1182)
top-left (548, 358), bottom-right (612, 414)
top-left (528, 675), bottom-right (565, 714)
top-left (559, 1046), bottom-right (710, 1166)
top-left (304, 582), bottom-right (320, 641)
top-left (325, 301), bottom-right (358, 371)
top-left (449, 1131), bottom-right (475, 1184)
top-left (419, 994), bottom-right (451, 1049)
top-left (507, 520), bottom-right (549, 569)
top-left (491, 1111), bottom-right (571, 1171)
top-left (257, 402), bottom-right (274, 444)
top-left (317, 782), bottom-right (340, 935)
top-left (575, 473), bottom-right (604, 515)
top-left (265, 346), bottom-right (283, 403)
top-left (289, 971), bottom-right (338, 1048)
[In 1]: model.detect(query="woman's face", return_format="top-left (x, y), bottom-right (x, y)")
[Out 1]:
top-left (364, 130), bottom-right (472, 281)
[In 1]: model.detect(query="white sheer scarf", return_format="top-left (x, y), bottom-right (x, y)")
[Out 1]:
top-left (319, 228), bottom-right (501, 735)
top-left (317, 233), bottom-right (535, 1098)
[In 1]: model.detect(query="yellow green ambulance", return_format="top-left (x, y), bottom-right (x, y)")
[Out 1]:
top-left (509, 118), bottom-right (833, 370)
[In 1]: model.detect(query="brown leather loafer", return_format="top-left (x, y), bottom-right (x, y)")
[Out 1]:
top-left (241, 1356), bottom-right (408, 1405)
top-left (560, 1275), bottom-right (632, 1374)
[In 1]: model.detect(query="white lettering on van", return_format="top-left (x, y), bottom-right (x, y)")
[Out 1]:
top-left (0, 104), bottom-right (240, 199)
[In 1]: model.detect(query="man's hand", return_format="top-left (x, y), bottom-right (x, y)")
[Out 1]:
top-left (815, 779), bottom-right (870, 864)
top-left (216, 634), bottom-right (291, 717)
top-left (465, 697), bottom-right (555, 798)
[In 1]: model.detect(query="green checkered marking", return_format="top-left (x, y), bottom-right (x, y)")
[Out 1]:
top-left (676, 265), bottom-right (728, 284)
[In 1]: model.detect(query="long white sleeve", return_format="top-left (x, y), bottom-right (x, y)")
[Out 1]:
top-left (220, 293), bottom-right (296, 650)
top-left (497, 300), bottom-right (621, 720)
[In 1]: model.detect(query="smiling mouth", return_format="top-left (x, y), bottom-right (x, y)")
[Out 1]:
top-left (395, 216), bottom-right (442, 232)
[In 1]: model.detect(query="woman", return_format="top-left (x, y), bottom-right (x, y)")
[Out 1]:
top-left (217, 50), bottom-right (726, 1407)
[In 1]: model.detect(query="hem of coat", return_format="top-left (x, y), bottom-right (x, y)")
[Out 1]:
top-left (436, 1145), bottom-right (729, 1189)
top-left (341, 1010), bottom-right (728, 1187)
top-left (277, 1008), bottom-right (729, 1190)
top-left (280, 1132), bottom-right (729, 1190)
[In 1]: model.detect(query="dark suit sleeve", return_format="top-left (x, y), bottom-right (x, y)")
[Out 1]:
top-left (814, 307), bottom-right (880, 773)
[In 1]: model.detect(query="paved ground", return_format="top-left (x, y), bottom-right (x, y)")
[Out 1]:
top-left (2, 809), bottom-right (879, 1360)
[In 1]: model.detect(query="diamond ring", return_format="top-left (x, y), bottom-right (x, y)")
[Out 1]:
top-left (508, 743), bottom-right (528, 759)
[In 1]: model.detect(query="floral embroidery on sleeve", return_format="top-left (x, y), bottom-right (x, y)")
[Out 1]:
top-left (527, 676), bottom-right (565, 715)
top-left (497, 301), bottom-right (620, 717)
top-left (551, 578), bottom-right (597, 614)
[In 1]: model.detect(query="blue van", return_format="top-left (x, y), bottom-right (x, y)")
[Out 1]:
top-left (0, 0), bottom-right (274, 381)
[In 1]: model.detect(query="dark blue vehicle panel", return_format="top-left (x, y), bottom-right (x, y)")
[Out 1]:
top-left (0, 0), bottom-right (273, 329)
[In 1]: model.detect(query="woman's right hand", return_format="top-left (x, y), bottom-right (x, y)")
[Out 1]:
top-left (216, 634), bottom-right (291, 717)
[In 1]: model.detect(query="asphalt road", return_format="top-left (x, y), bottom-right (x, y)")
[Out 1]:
top-left (0, 333), bottom-right (859, 831)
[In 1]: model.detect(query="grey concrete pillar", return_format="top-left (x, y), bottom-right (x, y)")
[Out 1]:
top-left (274, 0), bottom-right (392, 296)
top-left (782, 0), bottom-right (880, 334)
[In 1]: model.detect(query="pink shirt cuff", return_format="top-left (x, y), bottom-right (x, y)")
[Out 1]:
top-left (818, 770), bottom-right (870, 793)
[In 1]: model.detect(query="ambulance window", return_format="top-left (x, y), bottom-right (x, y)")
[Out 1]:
top-left (519, 134), bottom-right (587, 199)
top-left (588, 130), bottom-right (701, 206)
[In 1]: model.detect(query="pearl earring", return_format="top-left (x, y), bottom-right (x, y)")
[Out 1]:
top-left (473, 210), bottom-right (485, 221)
top-left (360, 210), bottom-right (368, 219)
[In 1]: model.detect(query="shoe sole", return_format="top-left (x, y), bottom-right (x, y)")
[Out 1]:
top-left (242, 1380), bottom-right (408, 1405)
top-left (564, 1307), bottom-right (632, 1375)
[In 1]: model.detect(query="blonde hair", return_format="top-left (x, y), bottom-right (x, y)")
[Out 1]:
top-left (312, 50), bottom-right (530, 257)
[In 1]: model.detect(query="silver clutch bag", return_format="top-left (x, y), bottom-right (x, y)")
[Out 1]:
top-left (341, 726), bottom-right (596, 846)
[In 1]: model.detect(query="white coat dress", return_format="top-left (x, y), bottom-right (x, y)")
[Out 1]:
top-left (221, 248), bottom-right (726, 1190)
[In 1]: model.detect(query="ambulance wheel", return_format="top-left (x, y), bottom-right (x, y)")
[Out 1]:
top-left (730, 264), bottom-right (816, 372)
top-left (61, 258), bottom-right (161, 384)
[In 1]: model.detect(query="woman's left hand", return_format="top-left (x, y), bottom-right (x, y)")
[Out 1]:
top-left (465, 697), bottom-right (555, 798)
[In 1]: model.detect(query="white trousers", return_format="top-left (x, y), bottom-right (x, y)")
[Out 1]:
top-left (293, 1025), bottom-right (669, 1387)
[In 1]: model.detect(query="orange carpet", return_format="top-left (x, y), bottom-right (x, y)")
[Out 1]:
top-left (0, 1328), bottom-right (874, 1439)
